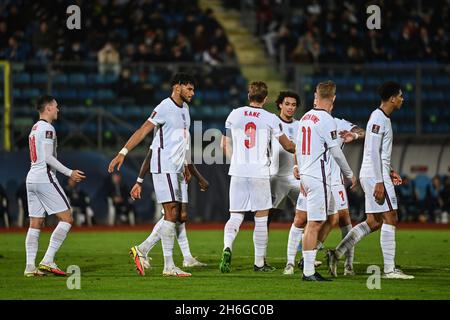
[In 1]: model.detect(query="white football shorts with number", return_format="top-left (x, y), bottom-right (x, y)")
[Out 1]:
top-left (296, 108), bottom-right (339, 221)
top-left (360, 108), bottom-right (397, 213)
top-left (225, 106), bottom-right (283, 212)
top-left (26, 120), bottom-right (71, 217)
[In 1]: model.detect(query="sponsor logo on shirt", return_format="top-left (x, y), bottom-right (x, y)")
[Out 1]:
top-left (331, 130), bottom-right (337, 140)
top-left (372, 124), bottom-right (380, 134)
top-left (46, 131), bottom-right (53, 139)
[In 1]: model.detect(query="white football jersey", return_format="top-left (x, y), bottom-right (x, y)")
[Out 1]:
top-left (226, 106), bottom-right (283, 178)
top-left (330, 118), bottom-right (356, 186)
top-left (26, 120), bottom-right (58, 183)
top-left (296, 108), bottom-right (339, 181)
top-left (148, 97), bottom-right (191, 174)
top-left (360, 108), bottom-right (393, 179)
top-left (269, 117), bottom-right (299, 177)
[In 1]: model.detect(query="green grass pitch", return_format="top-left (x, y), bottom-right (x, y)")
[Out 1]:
top-left (1, 228), bottom-right (449, 300)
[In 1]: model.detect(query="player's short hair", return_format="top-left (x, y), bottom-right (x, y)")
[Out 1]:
top-left (316, 80), bottom-right (336, 100)
top-left (378, 81), bottom-right (402, 101)
top-left (36, 94), bottom-right (56, 113)
top-left (248, 81), bottom-right (268, 103)
top-left (171, 73), bottom-right (196, 87)
top-left (275, 91), bottom-right (300, 110)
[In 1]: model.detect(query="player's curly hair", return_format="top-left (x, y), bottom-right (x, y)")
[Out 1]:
top-left (36, 94), bottom-right (56, 113)
top-left (378, 81), bottom-right (402, 101)
top-left (275, 91), bottom-right (300, 110)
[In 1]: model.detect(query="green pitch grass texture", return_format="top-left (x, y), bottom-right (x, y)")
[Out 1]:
top-left (0, 229), bottom-right (449, 300)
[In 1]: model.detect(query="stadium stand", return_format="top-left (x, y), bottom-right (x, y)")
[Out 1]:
top-left (0, 0), bottom-right (449, 225)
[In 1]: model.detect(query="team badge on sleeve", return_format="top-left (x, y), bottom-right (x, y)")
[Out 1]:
top-left (372, 124), bottom-right (380, 134)
top-left (45, 131), bottom-right (53, 139)
top-left (150, 111), bottom-right (157, 119)
top-left (331, 130), bottom-right (337, 140)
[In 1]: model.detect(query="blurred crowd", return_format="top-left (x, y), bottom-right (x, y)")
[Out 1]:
top-left (0, 0), bottom-right (237, 68)
top-left (224, 0), bottom-right (450, 64)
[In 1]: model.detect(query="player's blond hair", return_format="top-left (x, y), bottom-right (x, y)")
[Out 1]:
top-left (248, 81), bottom-right (268, 103)
top-left (316, 81), bottom-right (336, 100)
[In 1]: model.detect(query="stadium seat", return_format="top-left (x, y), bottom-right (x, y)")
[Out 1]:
top-left (69, 73), bottom-right (87, 85)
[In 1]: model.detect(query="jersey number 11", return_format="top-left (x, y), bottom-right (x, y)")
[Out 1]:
top-left (301, 126), bottom-right (311, 155)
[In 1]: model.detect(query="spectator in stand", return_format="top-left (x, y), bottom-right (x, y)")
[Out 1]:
top-left (0, 184), bottom-right (10, 228)
top-left (64, 179), bottom-right (95, 226)
top-left (397, 175), bottom-right (418, 222)
top-left (16, 182), bottom-right (28, 228)
top-left (98, 42), bottom-right (121, 76)
top-left (440, 176), bottom-right (450, 224)
top-left (106, 173), bottom-right (136, 226)
top-left (425, 175), bottom-right (443, 223)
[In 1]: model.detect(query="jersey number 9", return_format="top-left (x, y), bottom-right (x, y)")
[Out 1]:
top-left (244, 122), bottom-right (256, 149)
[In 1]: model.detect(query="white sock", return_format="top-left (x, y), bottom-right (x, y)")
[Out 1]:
top-left (223, 213), bottom-right (244, 251)
top-left (253, 216), bottom-right (268, 267)
top-left (380, 224), bottom-right (396, 273)
top-left (138, 218), bottom-right (164, 255)
top-left (25, 228), bottom-right (41, 269)
top-left (335, 221), bottom-right (371, 259)
top-left (287, 224), bottom-right (303, 265)
top-left (42, 222), bottom-right (71, 264)
top-left (303, 250), bottom-right (317, 276)
top-left (176, 222), bottom-right (192, 260)
top-left (341, 224), bottom-right (354, 268)
top-left (161, 220), bottom-right (176, 269)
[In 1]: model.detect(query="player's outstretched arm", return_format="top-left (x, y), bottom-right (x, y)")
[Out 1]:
top-left (108, 120), bottom-right (155, 173)
top-left (187, 163), bottom-right (209, 191)
top-left (339, 126), bottom-right (366, 143)
top-left (278, 134), bottom-right (296, 153)
top-left (43, 143), bottom-right (86, 182)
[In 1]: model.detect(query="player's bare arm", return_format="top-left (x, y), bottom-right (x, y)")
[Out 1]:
top-left (278, 134), bottom-right (296, 153)
top-left (339, 126), bottom-right (366, 143)
top-left (130, 149), bottom-right (151, 200)
top-left (293, 153), bottom-right (300, 180)
top-left (108, 120), bottom-right (156, 173)
top-left (187, 164), bottom-right (209, 191)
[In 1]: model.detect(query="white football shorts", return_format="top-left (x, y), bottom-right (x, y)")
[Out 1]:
top-left (270, 175), bottom-right (300, 209)
top-left (360, 177), bottom-right (398, 213)
top-left (297, 175), bottom-right (335, 221)
top-left (27, 181), bottom-right (71, 217)
top-left (229, 176), bottom-right (272, 212)
top-left (152, 172), bottom-right (184, 204)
